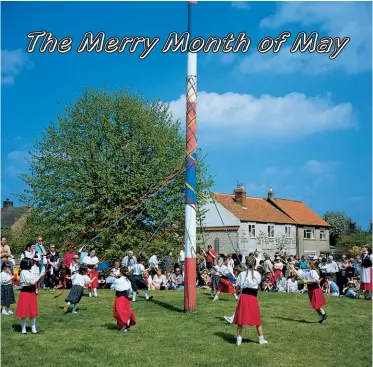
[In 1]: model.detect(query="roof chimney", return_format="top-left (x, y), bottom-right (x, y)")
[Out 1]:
top-left (267, 187), bottom-right (275, 200)
top-left (3, 198), bottom-right (13, 208)
top-left (233, 184), bottom-right (246, 206)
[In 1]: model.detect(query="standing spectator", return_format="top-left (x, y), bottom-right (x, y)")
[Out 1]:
top-left (205, 245), bottom-right (217, 269)
top-left (299, 255), bottom-right (308, 270)
top-left (121, 250), bottom-right (137, 268)
top-left (263, 254), bottom-right (275, 285)
top-left (360, 247), bottom-right (373, 300)
top-left (178, 247), bottom-right (185, 267)
top-left (353, 256), bottom-right (361, 276)
top-left (0, 237), bottom-right (12, 266)
top-left (34, 236), bottom-right (47, 288)
top-left (227, 254), bottom-right (235, 269)
top-left (326, 256), bottom-right (339, 282)
top-left (20, 243), bottom-right (37, 261)
top-left (45, 245), bottom-right (60, 290)
top-left (162, 252), bottom-right (174, 272)
top-left (148, 254), bottom-right (159, 276)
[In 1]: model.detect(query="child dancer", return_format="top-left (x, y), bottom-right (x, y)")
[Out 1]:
top-left (15, 258), bottom-right (46, 334)
top-left (213, 257), bottom-right (238, 301)
top-left (130, 257), bottom-right (153, 302)
top-left (305, 261), bottom-right (327, 323)
top-left (83, 249), bottom-right (99, 297)
top-left (232, 255), bottom-right (268, 346)
top-left (113, 267), bottom-right (136, 332)
top-left (1, 262), bottom-right (16, 315)
top-left (64, 266), bottom-right (94, 313)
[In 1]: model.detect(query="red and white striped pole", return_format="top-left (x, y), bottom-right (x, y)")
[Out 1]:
top-left (184, 0), bottom-right (197, 312)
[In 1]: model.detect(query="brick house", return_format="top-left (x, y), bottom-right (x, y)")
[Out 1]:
top-left (198, 185), bottom-right (331, 259)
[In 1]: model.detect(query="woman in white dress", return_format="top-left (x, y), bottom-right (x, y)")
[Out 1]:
top-left (360, 247), bottom-right (373, 300)
top-left (83, 249), bottom-right (99, 297)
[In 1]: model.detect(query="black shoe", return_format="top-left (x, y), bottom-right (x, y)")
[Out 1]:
top-left (319, 313), bottom-right (327, 324)
top-left (147, 296), bottom-right (153, 301)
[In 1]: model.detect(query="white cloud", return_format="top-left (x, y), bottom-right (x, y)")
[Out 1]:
top-left (1, 49), bottom-right (33, 85)
top-left (168, 91), bottom-right (356, 142)
top-left (231, 1), bottom-right (250, 10)
top-left (4, 150), bottom-right (29, 177)
top-left (240, 2), bottom-right (371, 75)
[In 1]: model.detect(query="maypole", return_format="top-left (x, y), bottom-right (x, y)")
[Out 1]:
top-left (184, 0), bottom-right (197, 312)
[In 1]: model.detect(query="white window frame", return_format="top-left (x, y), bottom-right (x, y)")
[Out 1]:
top-left (320, 230), bottom-right (326, 240)
top-left (285, 226), bottom-right (291, 238)
top-left (248, 224), bottom-right (256, 238)
top-left (267, 224), bottom-right (275, 238)
top-left (304, 228), bottom-right (315, 240)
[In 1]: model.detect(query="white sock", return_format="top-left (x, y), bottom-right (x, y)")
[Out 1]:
top-left (132, 292), bottom-right (137, 302)
top-left (21, 318), bottom-right (27, 333)
top-left (93, 288), bottom-right (97, 296)
top-left (89, 292), bottom-right (92, 297)
top-left (72, 303), bottom-right (78, 312)
top-left (31, 318), bottom-right (37, 333)
top-left (259, 336), bottom-right (264, 342)
top-left (320, 308), bottom-right (326, 315)
top-left (144, 290), bottom-right (149, 300)
top-left (213, 295), bottom-right (219, 300)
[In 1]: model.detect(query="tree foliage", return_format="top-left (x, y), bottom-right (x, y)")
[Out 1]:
top-left (17, 88), bottom-right (213, 261)
top-left (323, 211), bottom-right (357, 247)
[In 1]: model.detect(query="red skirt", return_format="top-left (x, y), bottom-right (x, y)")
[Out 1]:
top-left (233, 294), bottom-right (261, 326)
top-left (15, 291), bottom-right (38, 318)
top-left (87, 269), bottom-right (98, 288)
top-left (360, 282), bottom-right (372, 291)
top-left (217, 277), bottom-right (235, 294)
top-left (274, 269), bottom-right (282, 282)
top-left (113, 296), bottom-right (136, 329)
top-left (308, 287), bottom-right (327, 309)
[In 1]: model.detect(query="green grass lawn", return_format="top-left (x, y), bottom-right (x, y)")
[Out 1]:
top-left (1, 289), bottom-right (372, 367)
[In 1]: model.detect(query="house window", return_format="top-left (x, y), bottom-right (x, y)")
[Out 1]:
top-left (267, 225), bottom-right (275, 238)
top-left (248, 224), bottom-right (256, 238)
top-left (304, 229), bottom-right (315, 240)
top-left (214, 238), bottom-right (220, 253)
top-left (285, 226), bottom-right (291, 238)
top-left (320, 230), bottom-right (326, 240)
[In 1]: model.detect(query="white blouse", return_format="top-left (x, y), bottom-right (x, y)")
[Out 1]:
top-left (83, 256), bottom-right (99, 266)
top-left (236, 270), bottom-right (262, 290)
top-left (20, 270), bottom-right (34, 286)
top-left (113, 276), bottom-right (133, 292)
top-left (0, 271), bottom-right (12, 285)
top-left (71, 273), bottom-right (91, 287)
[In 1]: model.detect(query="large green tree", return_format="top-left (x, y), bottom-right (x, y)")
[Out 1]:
top-left (17, 88), bottom-right (212, 261)
top-left (323, 211), bottom-right (357, 247)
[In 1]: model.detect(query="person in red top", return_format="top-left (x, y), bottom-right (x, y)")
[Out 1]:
top-left (206, 245), bottom-right (217, 270)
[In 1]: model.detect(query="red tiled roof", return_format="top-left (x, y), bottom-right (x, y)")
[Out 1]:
top-left (274, 199), bottom-right (331, 227)
top-left (213, 194), bottom-right (296, 225)
top-left (201, 226), bottom-right (240, 232)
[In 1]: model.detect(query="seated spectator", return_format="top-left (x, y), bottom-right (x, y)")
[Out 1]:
top-left (342, 279), bottom-right (360, 298)
top-left (276, 273), bottom-right (286, 292)
top-left (98, 275), bottom-right (106, 289)
top-left (286, 276), bottom-right (299, 293)
top-left (106, 262), bottom-right (121, 286)
top-left (262, 274), bottom-right (274, 292)
top-left (151, 269), bottom-right (168, 290)
top-left (169, 268), bottom-right (184, 290)
top-left (323, 276), bottom-right (339, 296)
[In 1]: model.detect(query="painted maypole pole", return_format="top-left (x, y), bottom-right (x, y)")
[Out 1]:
top-left (184, 0), bottom-right (197, 312)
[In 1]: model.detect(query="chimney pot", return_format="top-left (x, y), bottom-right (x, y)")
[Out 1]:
top-left (233, 185), bottom-right (246, 206)
top-left (267, 187), bottom-right (275, 200)
top-left (3, 198), bottom-right (13, 208)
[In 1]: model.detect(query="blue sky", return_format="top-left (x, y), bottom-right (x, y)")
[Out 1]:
top-left (1, 1), bottom-right (372, 228)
